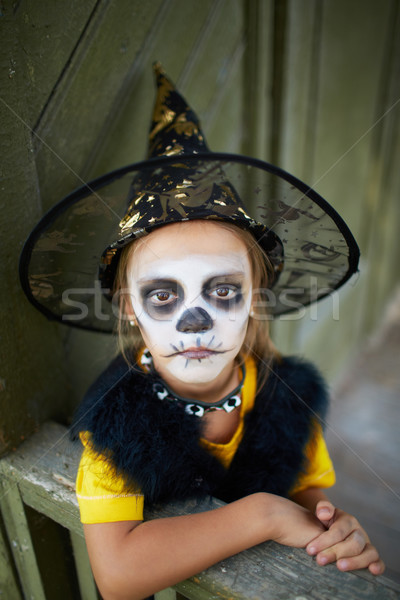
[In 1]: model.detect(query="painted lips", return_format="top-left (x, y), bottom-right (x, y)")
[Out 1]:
top-left (179, 347), bottom-right (220, 359)
top-left (165, 341), bottom-right (227, 359)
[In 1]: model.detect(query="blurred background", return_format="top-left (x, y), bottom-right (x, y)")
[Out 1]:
top-left (1, 0), bottom-right (399, 589)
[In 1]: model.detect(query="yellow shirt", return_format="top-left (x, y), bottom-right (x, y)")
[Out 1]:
top-left (76, 357), bottom-right (335, 523)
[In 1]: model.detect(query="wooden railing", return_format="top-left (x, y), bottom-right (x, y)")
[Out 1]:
top-left (1, 422), bottom-right (399, 600)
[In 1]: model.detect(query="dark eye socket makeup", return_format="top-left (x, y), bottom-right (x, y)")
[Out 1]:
top-left (203, 274), bottom-right (245, 307)
top-left (140, 280), bottom-right (180, 299)
top-left (138, 272), bottom-right (247, 314)
top-left (207, 283), bottom-right (241, 298)
top-left (139, 280), bottom-right (181, 316)
top-left (149, 290), bottom-right (178, 304)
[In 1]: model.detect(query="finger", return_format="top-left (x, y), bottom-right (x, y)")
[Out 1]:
top-left (315, 501), bottom-right (335, 525)
top-left (307, 513), bottom-right (359, 555)
top-left (315, 529), bottom-right (367, 566)
top-left (334, 543), bottom-right (382, 572)
top-left (368, 559), bottom-right (385, 576)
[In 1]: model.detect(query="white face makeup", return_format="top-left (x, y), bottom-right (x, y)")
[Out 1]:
top-left (126, 221), bottom-right (253, 389)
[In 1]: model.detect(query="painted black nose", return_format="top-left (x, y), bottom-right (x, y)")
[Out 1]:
top-left (176, 307), bottom-right (213, 333)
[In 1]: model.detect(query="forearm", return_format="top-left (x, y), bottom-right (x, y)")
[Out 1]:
top-left (86, 493), bottom-right (272, 600)
top-left (85, 491), bottom-right (325, 600)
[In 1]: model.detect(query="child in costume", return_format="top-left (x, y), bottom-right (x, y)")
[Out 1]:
top-left (20, 64), bottom-right (384, 599)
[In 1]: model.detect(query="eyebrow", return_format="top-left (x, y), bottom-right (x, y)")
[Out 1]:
top-left (136, 272), bottom-right (246, 286)
top-left (203, 273), bottom-right (245, 286)
top-left (137, 278), bottom-right (178, 289)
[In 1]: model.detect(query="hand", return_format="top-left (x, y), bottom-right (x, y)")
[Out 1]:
top-left (263, 494), bottom-right (326, 548)
top-left (306, 500), bottom-right (385, 575)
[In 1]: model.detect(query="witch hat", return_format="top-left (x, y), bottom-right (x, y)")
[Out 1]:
top-left (19, 63), bottom-right (359, 332)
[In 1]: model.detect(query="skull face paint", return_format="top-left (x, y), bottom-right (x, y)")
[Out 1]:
top-left (126, 221), bottom-right (253, 391)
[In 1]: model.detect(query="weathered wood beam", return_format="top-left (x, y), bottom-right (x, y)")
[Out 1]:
top-left (0, 473), bottom-right (45, 600)
top-left (0, 516), bottom-right (22, 600)
top-left (1, 422), bottom-right (399, 600)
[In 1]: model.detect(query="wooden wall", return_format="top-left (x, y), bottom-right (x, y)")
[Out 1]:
top-left (271, 0), bottom-right (400, 375)
top-left (1, 0), bottom-right (400, 455)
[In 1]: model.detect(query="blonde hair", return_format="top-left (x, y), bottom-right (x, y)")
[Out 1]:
top-left (113, 221), bottom-right (281, 380)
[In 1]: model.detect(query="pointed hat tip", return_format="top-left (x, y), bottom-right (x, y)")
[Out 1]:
top-left (152, 61), bottom-right (165, 77)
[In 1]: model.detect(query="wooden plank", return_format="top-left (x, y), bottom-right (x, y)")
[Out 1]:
top-left (89, 0), bottom-right (224, 177)
top-left (155, 588), bottom-right (177, 600)
top-left (241, 0), bottom-right (274, 161)
top-left (174, 578), bottom-right (225, 600)
top-left (70, 530), bottom-right (98, 600)
top-left (0, 1), bottom-right (71, 457)
top-left (302, 0), bottom-right (392, 225)
top-left (0, 518), bottom-right (22, 600)
top-left (270, 0), bottom-right (400, 379)
top-left (299, 0), bottom-right (397, 367)
top-left (34, 0), bottom-right (166, 212)
top-left (181, 0), bottom-right (247, 155)
top-left (1, 424), bottom-right (83, 536)
top-left (1, 422), bottom-right (399, 599)
top-left (145, 501), bottom-right (400, 600)
top-left (17, 478), bottom-right (82, 537)
top-left (206, 47), bottom-right (245, 154)
top-left (270, 0), bottom-right (324, 359)
top-left (278, 0), bottom-right (322, 181)
top-left (355, 1), bottom-right (400, 336)
top-left (0, 472), bottom-right (45, 600)
top-left (180, 0), bottom-right (243, 125)
top-left (11, 0), bottom-right (97, 128)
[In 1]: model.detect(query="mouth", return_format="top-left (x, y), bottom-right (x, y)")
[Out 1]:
top-left (178, 347), bottom-right (223, 359)
top-left (165, 337), bottom-right (227, 359)
top-left (165, 343), bottom-right (226, 359)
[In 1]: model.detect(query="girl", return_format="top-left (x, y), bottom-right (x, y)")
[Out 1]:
top-left (20, 64), bottom-right (384, 600)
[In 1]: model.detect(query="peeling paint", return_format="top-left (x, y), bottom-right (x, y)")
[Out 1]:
top-left (52, 471), bottom-right (75, 490)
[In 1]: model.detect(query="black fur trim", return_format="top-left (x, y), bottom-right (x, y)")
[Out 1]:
top-left (71, 355), bottom-right (329, 507)
top-left (70, 355), bottom-right (226, 505)
top-left (216, 356), bottom-right (329, 501)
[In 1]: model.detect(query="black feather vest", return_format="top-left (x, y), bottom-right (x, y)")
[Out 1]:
top-left (70, 355), bottom-right (329, 508)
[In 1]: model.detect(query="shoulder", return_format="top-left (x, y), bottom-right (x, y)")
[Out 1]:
top-left (84, 354), bottom-right (133, 400)
top-left (256, 355), bottom-right (329, 420)
top-left (70, 354), bottom-right (150, 439)
top-left (273, 355), bottom-right (327, 392)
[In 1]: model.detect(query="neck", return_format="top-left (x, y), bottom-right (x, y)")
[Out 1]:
top-left (154, 361), bottom-right (240, 404)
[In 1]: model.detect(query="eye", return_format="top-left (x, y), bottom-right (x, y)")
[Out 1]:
top-left (155, 292), bottom-right (171, 302)
top-left (148, 290), bottom-right (178, 305)
top-left (209, 285), bottom-right (238, 299)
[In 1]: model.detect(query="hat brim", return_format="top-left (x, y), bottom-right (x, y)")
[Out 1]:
top-left (20, 152), bottom-right (359, 333)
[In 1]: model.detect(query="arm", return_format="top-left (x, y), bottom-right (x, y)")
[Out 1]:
top-left (291, 488), bottom-right (385, 575)
top-left (84, 492), bottom-right (325, 600)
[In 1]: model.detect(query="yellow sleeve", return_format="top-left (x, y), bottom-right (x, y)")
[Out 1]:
top-left (76, 432), bottom-right (144, 524)
top-left (290, 423), bottom-right (336, 495)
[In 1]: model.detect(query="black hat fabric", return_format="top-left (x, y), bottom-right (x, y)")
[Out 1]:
top-left (19, 63), bottom-right (359, 333)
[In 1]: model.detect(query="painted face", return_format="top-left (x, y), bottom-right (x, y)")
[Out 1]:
top-left (126, 221), bottom-right (253, 388)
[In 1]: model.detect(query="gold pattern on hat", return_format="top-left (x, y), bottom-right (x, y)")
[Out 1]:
top-left (176, 179), bottom-right (193, 188)
top-left (134, 192), bottom-right (146, 206)
top-left (116, 65), bottom-right (257, 243)
top-left (148, 62), bottom-right (207, 158)
top-left (119, 210), bottom-right (142, 233)
top-left (149, 63), bottom-right (176, 142)
top-left (173, 118), bottom-right (201, 138)
top-left (101, 247), bottom-right (119, 266)
top-left (164, 144), bottom-right (184, 156)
